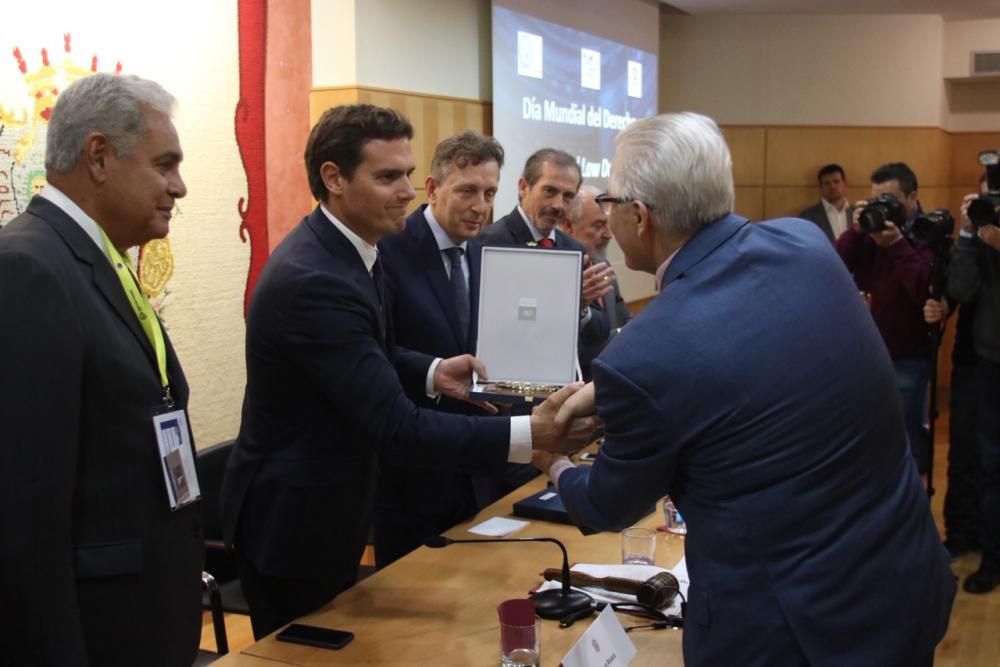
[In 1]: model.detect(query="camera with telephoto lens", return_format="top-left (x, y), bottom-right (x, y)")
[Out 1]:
top-left (908, 208), bottom-right (954, 253)
top-left (858, 192), bottom-right (907, 234)
top-left (968, 149), bottom-right (1000, 230)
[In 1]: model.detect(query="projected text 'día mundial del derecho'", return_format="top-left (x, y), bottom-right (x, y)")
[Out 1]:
top-left (521, 97), bottom-right (636, 131)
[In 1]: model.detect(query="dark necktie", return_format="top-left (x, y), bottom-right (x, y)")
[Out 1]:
top-left (371, 258), bottom-right (385, 309)
top-left (371, 258), bottom-right (388, 348)
top-left (444, 246), bottom-right (470, 346)
top-left (538, 237), bottom-right (555, 248)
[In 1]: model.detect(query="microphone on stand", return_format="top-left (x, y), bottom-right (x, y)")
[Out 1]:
top-left (422, 535), bottom-right (593, 620)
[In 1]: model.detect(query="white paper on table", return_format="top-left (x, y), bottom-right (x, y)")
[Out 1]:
top-left (534, 557), bottom-right (689, 616)
top-left (466, 516), bottom-right (530, 537)
top-left (561, 603), bottom-right (637, 667)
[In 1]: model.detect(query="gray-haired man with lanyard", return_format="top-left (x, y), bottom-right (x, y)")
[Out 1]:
top-left (0, 73), bottom-right (203, 666)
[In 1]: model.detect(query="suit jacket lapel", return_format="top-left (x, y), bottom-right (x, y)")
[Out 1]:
top-left (662, 214), bottom-right (749, 288)
top-left (304, 207), bottom-right (387, 348)
top-left (411, 212), bottom-right (468, 350)
top-left (35, 198), bottom-right (159, 372)
top-left (821, 208), bottom-right (835, 240)
top-left (507, 208), bottom-right (535, 245)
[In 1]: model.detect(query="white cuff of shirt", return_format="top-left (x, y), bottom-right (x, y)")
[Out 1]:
top-left (549, 458), bottom-right (576, 487)
top-left (508, 416), bottom-right (533, 463)
top-left (425, 357), bottom-right (442, 398)
top-left (579, 305), bottom-right (592, 328)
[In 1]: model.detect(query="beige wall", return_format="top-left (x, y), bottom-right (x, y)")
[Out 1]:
top-left (943, 18), bottom-right (1000, 79)
top-left (311, 0), bottom-right (357, 87)
top-left (660, 14), bottom-right (947, 126)
top-left (943, 19), bottom-right (1000, 133)
top-left (659, 12), bottom-right (1000, 134)
top-left (312, 0), bottom-right (492, 100)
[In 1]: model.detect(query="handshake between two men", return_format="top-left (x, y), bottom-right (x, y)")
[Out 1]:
top-left (433, 353), bottom-right (600, 459)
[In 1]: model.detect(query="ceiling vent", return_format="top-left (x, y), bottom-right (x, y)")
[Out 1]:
top-left (971, 51), bottom-right (1000, 76)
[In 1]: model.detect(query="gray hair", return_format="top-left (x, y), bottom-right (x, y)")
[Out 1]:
top-left (45, 73), bottom-right (176, 173)
top-left (569, 183), bottom-right (602, 225)
top-left (609, 112), bottom-right (734, 238)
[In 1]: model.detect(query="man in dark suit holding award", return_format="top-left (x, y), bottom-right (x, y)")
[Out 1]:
top-left (0, 73), bottom-right (202, 666)
top-left (536, 113), bottom-right (955, 666)
top-left (221, 105), bottom-right (595, 639)
top-left (374, 131), bottom-right (510, 567)
top-left (561, 184), bottom-right (633, 380)
top-left (479, 148), bottom-right (615, 359)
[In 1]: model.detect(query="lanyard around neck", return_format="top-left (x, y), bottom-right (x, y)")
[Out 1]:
top-left (99, 229), bottom-right (171, 401)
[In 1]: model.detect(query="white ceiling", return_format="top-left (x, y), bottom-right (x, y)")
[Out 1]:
top-left (661, 0), bottom-right (1000, 21)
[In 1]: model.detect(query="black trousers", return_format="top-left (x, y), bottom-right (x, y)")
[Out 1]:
top-left (235, 550), bottom-right (346, 640)
top-left (975, 358), bottom-right (1000, 572)
top-left (944, 363), bottom-right (981, 544)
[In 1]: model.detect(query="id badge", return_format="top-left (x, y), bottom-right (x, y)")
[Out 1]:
top-left (153, 408), bottom-right (201, 510)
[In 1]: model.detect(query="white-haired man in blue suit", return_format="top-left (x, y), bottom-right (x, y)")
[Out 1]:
top-left (536, 112), bottom-right (955, 667)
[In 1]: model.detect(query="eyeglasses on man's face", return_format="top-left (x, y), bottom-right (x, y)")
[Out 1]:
top-left (594, 193), bottom-right (633, 216)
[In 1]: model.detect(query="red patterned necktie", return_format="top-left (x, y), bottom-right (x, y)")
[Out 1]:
top-left (538, 238), bottom-right (554, 248)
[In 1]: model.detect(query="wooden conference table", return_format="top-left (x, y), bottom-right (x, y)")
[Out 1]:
top-left (214, 472), bottom-right (686, 665)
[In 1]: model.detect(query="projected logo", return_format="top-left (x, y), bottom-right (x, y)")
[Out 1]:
top-left (580, 48), bottom-right (601, 91)
top-left (517, 31), bottom-right (543, 79)
top-left (628, 60), bottom-right (643, 99)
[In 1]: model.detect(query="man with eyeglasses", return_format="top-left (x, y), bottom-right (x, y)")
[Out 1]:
top-left (535, 113), bottom-right (955, 666)
top-left (560, 184), bottom-right (632, 380)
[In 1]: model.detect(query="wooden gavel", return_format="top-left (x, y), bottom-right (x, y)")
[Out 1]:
top-left (541, 568), bottom-right (680, 609)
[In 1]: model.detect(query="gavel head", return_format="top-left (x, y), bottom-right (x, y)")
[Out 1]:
top-left (636, 571), bottom-right (679, 609)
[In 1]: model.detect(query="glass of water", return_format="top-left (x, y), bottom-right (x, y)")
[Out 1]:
top-left (499, 617), bottom-right (541, 666)
top-left (621, 526), bottom-right (657, 565)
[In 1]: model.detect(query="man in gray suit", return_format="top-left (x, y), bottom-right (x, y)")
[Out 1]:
top-left (798, 163), bottom-right (851, 242)
top-left (562, 184), bottom-right (632, 380)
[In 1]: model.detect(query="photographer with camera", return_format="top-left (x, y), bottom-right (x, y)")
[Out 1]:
top-left (924, 172), bottom-right (989, 563)
top-left (837, 162), bottom-right (933, 471)
top-left (948, 151), bottom-right (1000, 594)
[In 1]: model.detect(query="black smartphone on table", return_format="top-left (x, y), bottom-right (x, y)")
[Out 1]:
top-left (276, 623), bottom-right (354, 649)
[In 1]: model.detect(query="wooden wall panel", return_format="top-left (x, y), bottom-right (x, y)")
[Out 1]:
top-left (765, 187), bottom-right (813, 220)
top-left (765, 127), bottom-right (951, 187)
top-left (735, 186), bottom-right (764, 221)
top-left (765, 186), bottom-right (874, 219)
top-left (722, 127), bottom-right (766, 186)
top-left (309, 87), bottom-right (361, 123)
top-left (919, 187), bottom-right (955, 213)
top-left (951, 131), bottom-right (1000, 187)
